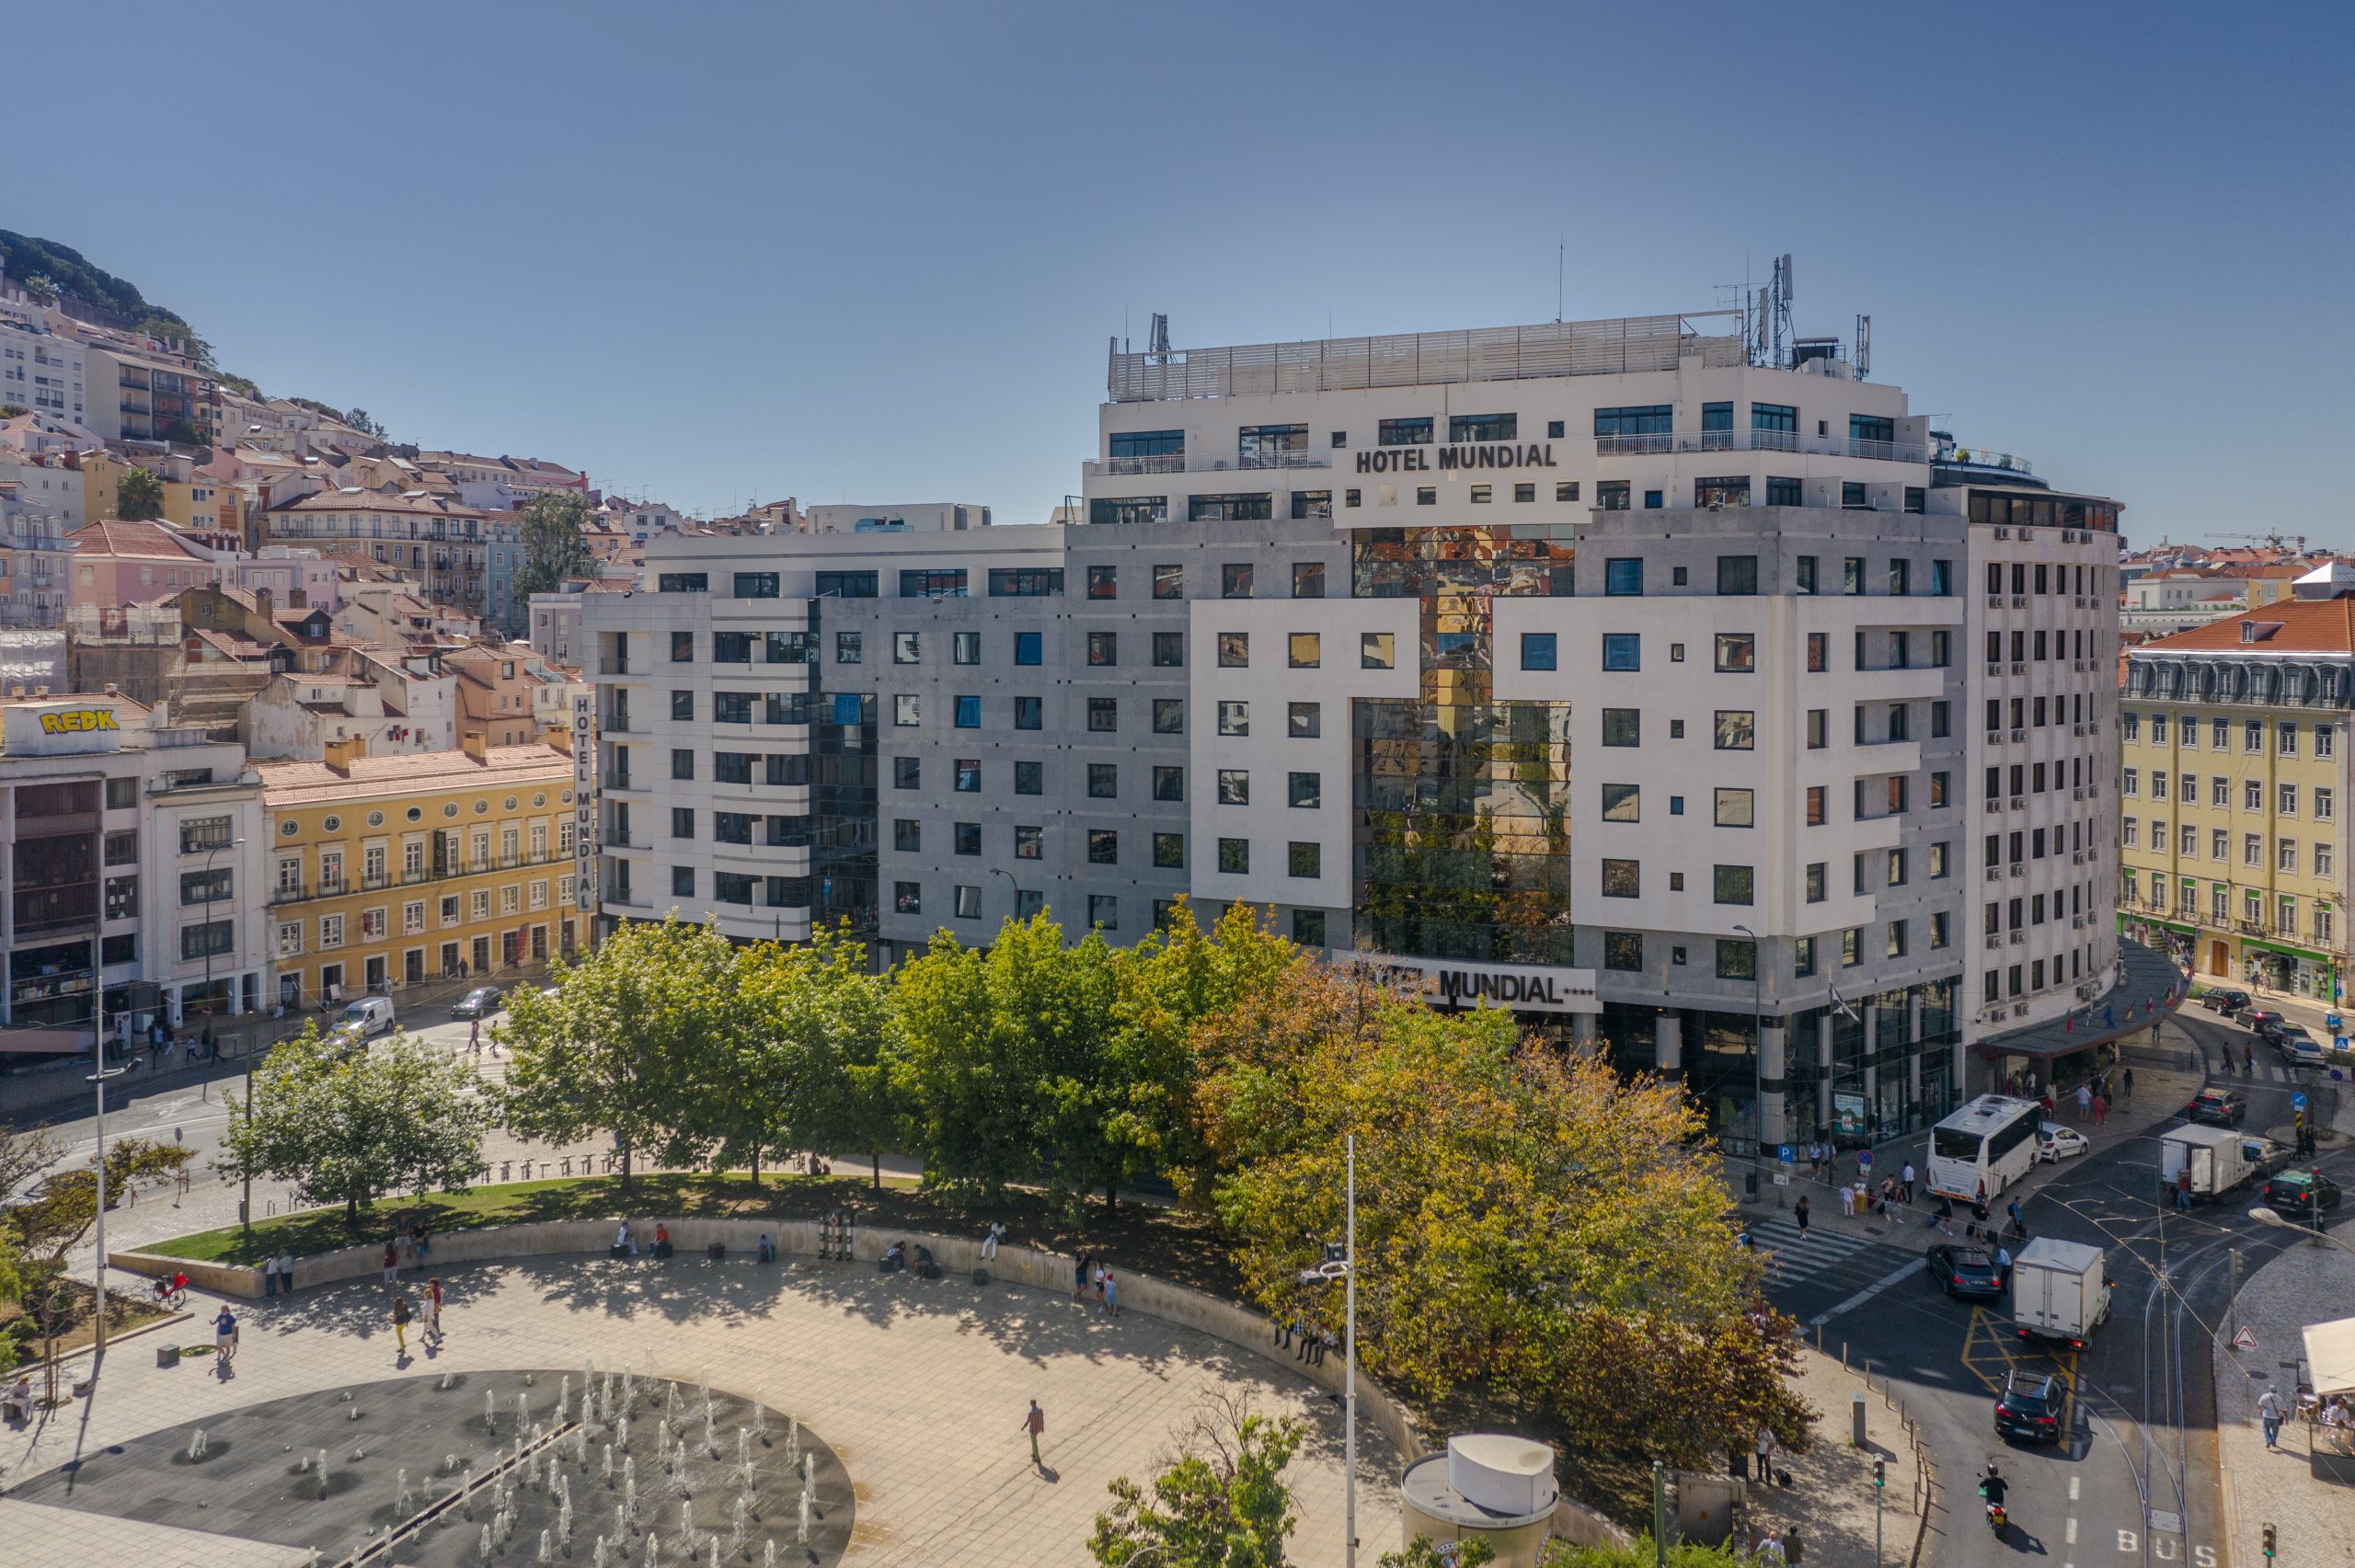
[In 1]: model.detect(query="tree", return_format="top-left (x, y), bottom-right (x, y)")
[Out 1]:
top-left (216, 372), bottom-right (260, 400)
top-left (214, 1026), bottom-right (495, 1220)
top-left (511, 491), bottom-right (596, 601)
top-left (2, 1124), bottom-right (191, 1399)
top-left (1087, 1395), bottom-right (1304, 1567)
top-left (499, 917), bottom-right (735, 1190)
top-left (115, 466), bottom-right (166, 521)
top-left (344, 406), bottom-right (388, 441)
top-left (690, 922), bottom-right (891, 1186)
top-left (0, 404), bottom-right (28, 419)
top-left (1383, 1539), bottom-right (1495, 1568)
top-left (136, 315), bottom-right (214, 372)
top-left (1196, 967), bottom-right (1812, 1471)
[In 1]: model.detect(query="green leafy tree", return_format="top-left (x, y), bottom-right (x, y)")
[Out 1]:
top-left (1540, 1539), bottom-right (1747, 1568)
top-left (1087, 1396), bottom-right (1304, 1567)
top-left (1197, 967), bottom-right (1812, 1471)
top-left (135, 315), bottom-right (214, 371)
top-left (344, 406), bottom-right (388, 440)
top-left (511, 490), bottom-right (596, 601)
top-left (214, 1027), bottom-right (494, 1220)
top-left (115, 465), bottom-right (166, 521)
top-left (1383, 1538), bottom-right (1496, 1568)
top-left (498, 917), bottom-right (735, 1190)
top-left (0, 404), bottom-right (28, 419)
top-left (216, 372), bottom-right (260, 400)
top-left (693, 923), bottom-right (891, 1186)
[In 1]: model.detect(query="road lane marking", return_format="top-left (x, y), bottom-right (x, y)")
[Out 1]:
top-left (1807, 1256), bottom-right (1924, 1326)
top-left (2070, 1477), bottom-right (2081, 1501)
top-left (2067, 1518), bottom-right (2079, 1544)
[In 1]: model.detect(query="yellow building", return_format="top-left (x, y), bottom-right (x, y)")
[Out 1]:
top-left (258, 733), bottom-right (587, 1010)
top-left (2120, 587), bottom-right (2354, 999)
top-left (78, 449), bottom-right (234, 534)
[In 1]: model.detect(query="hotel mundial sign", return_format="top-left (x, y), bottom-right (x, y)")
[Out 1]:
top-left (1353, 441), bottom-right (1560, 475)
top-left (1336, 952), bottom-right (1601, 1015)
top-left (572, 690), bottom-right (595, 910)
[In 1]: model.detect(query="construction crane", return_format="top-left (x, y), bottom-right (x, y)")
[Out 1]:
top-left (2205, 531), bottom-right (2309, 555)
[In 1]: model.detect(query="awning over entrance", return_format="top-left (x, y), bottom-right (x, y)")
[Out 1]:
top-left (1973, 938), bottom-right (2188, 1062)
top-left (2305, 1315), bottom-right (2355, 1397)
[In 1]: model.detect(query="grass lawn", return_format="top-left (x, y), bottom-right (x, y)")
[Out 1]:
top-left (138, 1171), bottom-right (1248, 1297)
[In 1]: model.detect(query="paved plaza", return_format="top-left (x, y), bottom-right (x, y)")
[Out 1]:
top-left (2211, 1238), bottom-right (2355, 1568)
top-left (0, 1250), bottom-right (1399, 1566)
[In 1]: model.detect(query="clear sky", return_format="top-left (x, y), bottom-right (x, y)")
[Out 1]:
top-left (13, 2), bottom-right (2349, 544)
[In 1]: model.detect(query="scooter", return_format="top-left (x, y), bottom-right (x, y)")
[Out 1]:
top-left (1984, 1498), bottom-right (2006, 1534)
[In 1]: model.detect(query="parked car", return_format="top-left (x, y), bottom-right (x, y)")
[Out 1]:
top-left (2242, 1010), bottom-right (2287, 1037)
top-left (2240, 1138), bottom-right (2295, 1180)
top-left (450, 986), bottom-right (505, 1021)
top-left (1927, 1242), bottom-right (2008, 1301)
top-left (2262, 1168), bottom-right (2344, 1218)
top-left (2200, 988), bottom-right (2254, 1016)
top-left (1994, 1369), bottom-right (2067, 1444)
top-left (2274, 1029), bottom-right (2328, 1070)
top-left (2037, 1122), bottom-right (2091, 1162)
top-left (2184, 1088), bottom-right (2247, 1127)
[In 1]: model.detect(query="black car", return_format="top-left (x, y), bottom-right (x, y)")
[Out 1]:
top-left (2262, 1168), bottom-right (2344, 1218)
top-left (1994, 1370), bottom-right (2065, 1444)
top-left (1927, 1243), bottom-right (2007, 1300)
top-left (450, 986), bottom-right (505, 1021)
top-left (2185, 1088), bottom-right (2247, 1127)
top-left (2200, 988), bottom-right (2254, 1016)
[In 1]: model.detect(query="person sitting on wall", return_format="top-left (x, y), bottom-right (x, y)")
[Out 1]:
top-left (613, 1222), bottom-right (635, 1259)
top-left (652, 1222), bottom-right (672, 1260)
top-left (880, 1240), bottom-right (906, 1273)
top-left (756, 1233), bottom-right (775, 1264)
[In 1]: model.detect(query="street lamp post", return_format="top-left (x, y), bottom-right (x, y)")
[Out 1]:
top-left (88, 1056), bottom-right (127, 1357)
top-left (986, 865), bottom-right (1028, 921)
top-left (1733, 923), bottom-right (1770, 1203)
top-left (1298, 1134), bottom-right (1360, 1567)
top-left (2250, 1204), bottom-right (2348, 1253)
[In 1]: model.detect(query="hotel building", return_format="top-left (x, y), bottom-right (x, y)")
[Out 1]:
top-left (584, 305), bottom-right (2149, 1154)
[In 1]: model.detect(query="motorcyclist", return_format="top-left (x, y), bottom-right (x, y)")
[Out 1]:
top-left (1980, 1461), bottom-right (2008, 1510)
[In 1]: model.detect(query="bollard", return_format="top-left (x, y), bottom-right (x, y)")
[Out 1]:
top-left (1850, 1391), bottom-right (1867, 1447)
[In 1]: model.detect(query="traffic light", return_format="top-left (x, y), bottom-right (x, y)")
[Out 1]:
top-left (2262, 1524), bottom-right (2276, 1559)
top-left (1872, 1459), bottom-right (1886, 1489)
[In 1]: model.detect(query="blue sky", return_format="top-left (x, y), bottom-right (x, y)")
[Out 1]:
top-left (14, 2), bottom-right (2349, 544)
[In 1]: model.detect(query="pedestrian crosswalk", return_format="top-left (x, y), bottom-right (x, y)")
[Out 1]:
top-left (1748, 1218), bottom-right (1924, 1326)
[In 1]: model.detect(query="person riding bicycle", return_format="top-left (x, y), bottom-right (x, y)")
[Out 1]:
top-left (1979, 1461), bottom-right (2008, 1507)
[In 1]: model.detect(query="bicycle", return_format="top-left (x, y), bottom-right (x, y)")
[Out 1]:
top-left (152, 1279), bottom-right (189, 1311)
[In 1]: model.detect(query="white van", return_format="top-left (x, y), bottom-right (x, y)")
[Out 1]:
top-left (337, 996), bottom-right (396, 1040)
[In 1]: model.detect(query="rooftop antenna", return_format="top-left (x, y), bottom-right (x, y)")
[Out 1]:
top-left (1148, 313), bottom-right (1169, 356)
top-left (1854, 313), bottom-right (1870, 377)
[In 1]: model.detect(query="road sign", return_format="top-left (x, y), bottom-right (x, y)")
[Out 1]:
top-left (2234, 1326), bottom-right (2258, 1351)
top-left (1858, 1150), bottom-right (1875, 1172)
top-left (1773, 1173), bottom-right (1791, 1187)
top-left (2292, 1092), bottom-right (2309, 1110)
top-left (1778, 1145), bottom-right (1795, 1163)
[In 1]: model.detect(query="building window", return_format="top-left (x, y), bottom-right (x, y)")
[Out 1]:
top-left (1713, 865), bottom-right (1754, 905)
top-left (1153, 699), bottom-right (1185, 734)
top-left (1219, 633), bottom-right (1250, 668)
top-left (1416, 486), bottom-right (1437, 506)
top-left (1361, 633), bottom-right (1395, 670)
top-left (1013, 826), bottom-right (1042, 860)
top-left (1521, 633), bottom-right (1557, 671)
top-left (1153, 766), bottom-right (1184, 803)
top-left (1218, 701), bottom-right (1249, 737)
top-left (1217, 770), bottom-right (1250, 806)
top-left (1014, 761), bottom-right (1043, 795)
top-left (1469, 485), bottom-right (1493, 504)
top-left (1715, 939), bottom-right (1756, 980)
top-left (1221, 563), bottom-right (1255, 599)
top-left (952, 760), bottom-right (980, 793)
top-left (1289, 772), bottom-right (1322, 808)
top-left (733, 572), bottom-right (779, 599)
top-left (1288, 841), bottom-right (1322, 878)
top-left (1290, 702), bottom-right (1322, 738)
top-left (1379, 417), bottom-right (1433, 446)
top-left (1600, 708), bottom-right (1638, 747)
top-left (1088, 697), bottom-right (1120, 733)
top-left (1603, 558), bottom-right (1644, 596)
top-left (893, 818), bottom-right (921, 853)
top-left (1153, 632), bottom-right (1184, 667)
top-left (1714, 788), bottom-right (1754, 828)
top-left (1218, 838), bottom-right (1251, 874)
top-left (1601, 859), bottom-right (1639, 898)
top-left (1154, 832), bottom-right (1185, 868)
top-left (1714, 634), bottom-right (1756, 672)
top-left (1603, 932), bottom-right (1643, 971)
top-left (1088, 763), bottom-right (1119, 799)
top-left (1015, 632), bottom-right (1041, 665)
top-left (1087, 830), bottom-right (1119, 864)
top-left (1292, 490), bottom-right (1334, 521)
top-left (1602, 634), bottom-right (1640, 671)
top-left (955, 695), bottom-right (982, 728)
top-left (1151, 564), bottom-right (1184, 599)
top-left (1086, 566), bottom-right (1118, 600)
top-left (1714, 710), bottom-right (1755, 750)
top-left (893, 694), bottom-right (921, 727)
top-left (1015, 695), bottom-right (1043, 730)
top-left (1602, 784), bottom-right (1640, 822)
top-left (892, 757), bottom-right (921, 790)
top-left (1189, 493), bottom-right (1273, 522)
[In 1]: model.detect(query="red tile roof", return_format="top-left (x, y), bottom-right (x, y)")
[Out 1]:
top-left (2138, 597), bottom-right (2355, 654)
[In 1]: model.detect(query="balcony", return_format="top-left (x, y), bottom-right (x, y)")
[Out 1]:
top-left (1083, 450), bottom-right (1331, 478)
top-left (1591, 429), bottom-right (1926, 463)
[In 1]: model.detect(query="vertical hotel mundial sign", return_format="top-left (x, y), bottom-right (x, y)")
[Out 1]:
top-left (572, 690), bottom-right (595, 910)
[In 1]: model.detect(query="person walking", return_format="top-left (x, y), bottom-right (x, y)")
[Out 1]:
top-left (469, 1020), bottom-right (481, 1056)
top-left (425, 1276), bottom-right (444, 1339)
top-left (1901, 1162), bottom-right (1916, 1205)
top-left (213, 1304), bottom-right (239, 1365)
top-left (1023, 1400), bottom-right (1045, 1469)
top-left (412, 1222), bottom-right (431, 1276)
top-left (391, 1292), bottom-right (413, 1356)
top-left (2074, 1082), bottom-right (2092, 1121)
top-left (2094, 1091), bottom-right (2108, 1127)
top-left (2175, 1167), bottom-right (2194, 1211)
top-left (2122, 1067), bottom-right (2134, 1099)
top-left (1073, 1253), bottom-right (1091, 1304)
top-left (2258, 1386), bottom-right (2287, 1450)
top-left (1795, 1194), bottom-right (1811, 1239)
top-left (382, 1242), bottom-right (398, 1286)
top-left (1753, 1426), bottom-right (1775, 1482)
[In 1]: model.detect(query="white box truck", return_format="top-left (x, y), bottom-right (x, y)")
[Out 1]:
top-left (2011, 1237), bottom-right (2110, 1347)
top-left (2161, 1125), bottom-right (2261, 1199)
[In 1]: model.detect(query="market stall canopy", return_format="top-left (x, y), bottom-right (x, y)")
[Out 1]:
top-left (2303, 1315), bottom-right (2355, 1396)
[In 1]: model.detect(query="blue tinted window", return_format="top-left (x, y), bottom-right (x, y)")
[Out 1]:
top-left (1604, 558), bottom-right (1644, 596)
top-left (1521, 633), bottom-right (1557, 671)
top-left (1015, 632), bottom-right (1041, 665)
top-left (1603, 634), bottom-right (1640, 671)
top-left (954, 696), bottom-right (982, 728)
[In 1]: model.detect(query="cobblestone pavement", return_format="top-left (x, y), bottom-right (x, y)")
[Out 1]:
top-left (2211, 1235), bottom-right (2355, 1568)
top-left (1740, 1348), bottom-right (1928, 1568)
top-left (0, 1253), bottom-right (1400, 1567)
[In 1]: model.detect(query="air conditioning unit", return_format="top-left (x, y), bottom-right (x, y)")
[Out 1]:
top-left (2011, 862), bottom-right (2026, 877)
top-left (1995, 526), bottom-right (2012, 539)
top-left (2013, 595), bottom-right (2028, 608)
top-left (1987, 593), bottom-right (2006, 609)
top-left (2010, 795), bottom-right (2027, 810)
top-left (2011, 727), bottom-right (2026, 742)
top-left (2012, 661), bottom-right (2027, 675)
top-left (2009, 931), bottom-right (2026, 945)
